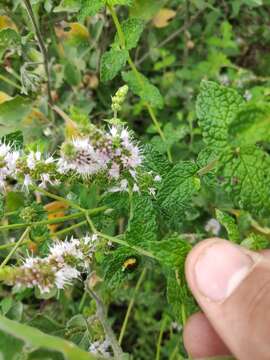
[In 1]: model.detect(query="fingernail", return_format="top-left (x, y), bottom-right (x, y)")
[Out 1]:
top-left (195, 241), bottom-right (254, 302)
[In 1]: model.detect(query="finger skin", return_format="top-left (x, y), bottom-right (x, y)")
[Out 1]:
top-left (183, 312), bottom-right (231, 358)
top-left (185, 238), bottom-right (270, 360)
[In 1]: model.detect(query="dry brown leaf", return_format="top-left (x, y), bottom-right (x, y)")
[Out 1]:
top-left (45, 201), bottom-right (69, 232)
top-left (152, 8), bottom-right (176, 28)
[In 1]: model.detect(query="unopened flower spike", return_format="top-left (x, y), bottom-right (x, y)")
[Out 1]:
top-left (111, 85), bottom-right (129, 118)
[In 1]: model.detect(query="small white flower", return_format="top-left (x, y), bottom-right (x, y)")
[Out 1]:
top-left (154, 175), bottom-right (162, 182)
top-left (148, 187), bottom-right (156, 197)
top-left (120, 128), bottom-right (129, 142)
top-left (109, 126), bottom-right (118, 137)
top-left (55, 265), bottom-right (80, 289)
top-left (27, 151), bottom-right (41, 169)
top-left (133, 183), bottom-right (139, 192)
top-left (108, 179), bottom-right (129, 193)
top-left (244, 90), bottom-right (252, 101)
top-left (89, 338), bottom-right (111, 357)
top-left (205, 218), bottom-right (221, 235)
top-left (108, 163), bottom-right (120, 179)
top-left (49, 238), bottom-right (83, 260)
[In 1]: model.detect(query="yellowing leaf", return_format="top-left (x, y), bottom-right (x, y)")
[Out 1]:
top-left (52, 105), bottom-right (80, 139)
top-left (55, 22), bottom-right (89, 42)
top-left (0, 16), bottom-right (18, 32)
top-left (68, 22), bottom-right (89, 39)
top-left (44, 201), bottom-right (69, 232)
top-left (0, 91), bottom-right (12, 104)
top-left (152, 8), bottom-right (176, 28)
top-left (23, 108), bottom-right (49, 126)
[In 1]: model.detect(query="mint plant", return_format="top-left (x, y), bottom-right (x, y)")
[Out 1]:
top-left (1, 0), bottom-right (270, 359)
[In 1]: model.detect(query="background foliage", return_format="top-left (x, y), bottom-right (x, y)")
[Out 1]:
top-left (1, 0), bottom-right (270, 359)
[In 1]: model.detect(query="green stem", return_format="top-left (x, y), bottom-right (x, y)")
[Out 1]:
top-left (181, 303), bottom-right (187, 326)
top-left (98, 232), bottom-right (157, 259)
top-left (83, 208), bottom-right (157, 259)
top-left (0, 240), bottom-right (29, 251)
top-left (87, 288), bottom-right (124, 359)
top-left (0, 207), bottom-right (106, 231)
top-left (107, 5), bottom-right (172, 163)
top-left (0, 227), bottom-right (30, 268)
top-left (52, 220), bottom-right (87, 238)
top-left (39, 188), bottom-right (156, 259)
top-left (169, 345), bottom-right (180, 360)
top-left (0, 74), bottom-right (22, 91)
top-left (155, 317), bottom-right (167, 360)
top-left (118, 268), bottom-right (147, 345)
top-left (79, 291), bottom-right (88, 313)
top-left (34, 187), bottom-right (85, 212)
top-left (22, 0), bottom-right (54, 108)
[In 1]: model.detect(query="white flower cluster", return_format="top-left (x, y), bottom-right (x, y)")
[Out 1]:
top-left (0, 125), bottom-right (143, 192)
top-left (0, 143), bottom-right (59, 190)
top-left (0, 143), bottom-right (20, 188)
top-left (89, 338), bottom-right (111, 358)
top-left (9, 235), bottom-right (99, 294)
top-left (59, 126), bottom-right (142, 183)
top-left (19, 151), bottom-right (59, 189)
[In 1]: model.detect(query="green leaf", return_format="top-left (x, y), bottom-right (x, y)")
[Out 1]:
top-left (196, 80), bottom-right (244, 149)
top-left (103, 246), bottom-right (138, 288)
top-left (151, 123), bottom-right (188, 153)
top-left (157, 161), bottom-right (200, 222)
top-left (100, 48), bottom-right (128, 82)
top-left (166, 270), bottom-right (196, 323)
top-left (64, 61), bottom-right (82, 86)
top-left (241, 233), bottom-right (269, 251)
top-left (0, 96), bottom-right (32, 137)
top-left (107, 0), bottom-right (133, 5)
top-left (151, 235), bottom-right (195, 322)
top-left (151, 235), bottom-right (191, 269)
top-left (125, 193), bottom-right (157, 245)
top-left (0, 315), bottom-right (99, 360)
top-left (79, 0), bottom-right (104, 20)
top-left (0, 330), bottom-right (24, 359)
top-left (6, 192), bottom-right (25, 212)
top-left (100, 191), bottom-right (129, 218)
top-left (0, 28), bottom-right (20, 60)
top-left (229, 102), bottom-right (270, 146)
top-left (1, 130), bottom-right (23, 149)
top-left (122, 70), bottom-right (164, 108)
top-left (218, 146), bottom-right (270, 217)
top-left (114, 18), bottom-right (144, 50)
top-left (143, 144), bottom-right (172, 178)
top-left (216, 209), bottom-right (240, 242)
top-left (130, 0), bottom-right (164, 20)
top-left (54, 0), bottom-right (81, 12)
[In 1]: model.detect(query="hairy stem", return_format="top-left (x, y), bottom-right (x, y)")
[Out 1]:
top-left (34, 187), bottom-right (85, 212)
top-left (22, 0), bottom-right (54, 111)
top-left (52, 220), bottom-right (87, 238)
top-left (108, 5), bottom-right (172, 163)
top-left (32, 188), bottom-right (156, 260)
top-left (87, 287), bottom-right (124, 359)
top-left (0, 207), bottom-right (106, 231)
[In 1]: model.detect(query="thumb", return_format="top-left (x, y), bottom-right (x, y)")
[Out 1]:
top-left (185, 238), bottom-right (270, 360)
